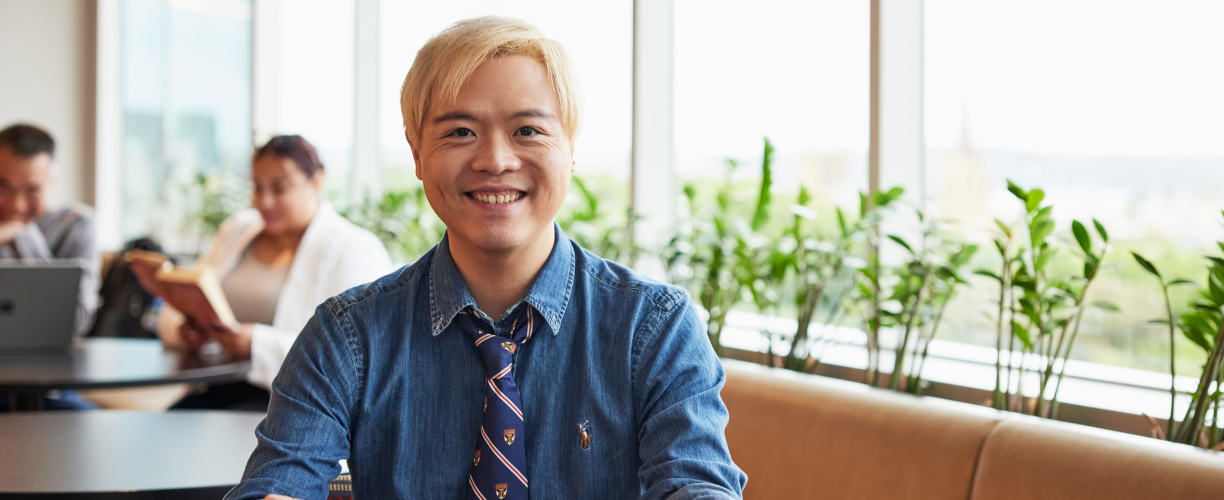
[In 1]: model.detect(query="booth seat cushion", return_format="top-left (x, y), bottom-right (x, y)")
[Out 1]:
top-left (969, 420), bottom-right (1224, 500)
top-left (721, 360), bottom-right (1001, 500)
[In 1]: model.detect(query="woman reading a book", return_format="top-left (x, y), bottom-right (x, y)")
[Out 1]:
top-left (158, 135), bottom-right (393, 410)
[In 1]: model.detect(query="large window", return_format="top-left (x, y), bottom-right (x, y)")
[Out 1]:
top-left (925, 0), bottom-right (1224, 373)
top-left (673, 0), bottom-right (869, 208)
top-left (267, 0), bottom-right (356, 203)
top-left (120, 0), bottom-right (252, 253)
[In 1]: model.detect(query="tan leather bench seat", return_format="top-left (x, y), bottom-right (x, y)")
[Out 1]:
top-left (720, 359), bottom-right (1224, 500)
top-left (722, 360), bottom-right (1000, 499)
top-left (970, 420), bottom-right (1224, 500)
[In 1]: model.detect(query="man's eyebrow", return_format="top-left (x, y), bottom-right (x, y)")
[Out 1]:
top-left (512, 108), bottom-right (557, 120)
top-left (432, 111), bottom-right (477, 124)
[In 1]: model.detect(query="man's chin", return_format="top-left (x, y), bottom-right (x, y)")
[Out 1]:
top-left (454, 224), bottom-right (550, 256)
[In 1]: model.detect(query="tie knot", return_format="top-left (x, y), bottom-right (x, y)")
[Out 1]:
top-left (459, 305), bottom-right (539, 379)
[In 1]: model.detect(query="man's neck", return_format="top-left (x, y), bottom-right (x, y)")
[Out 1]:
top-left (449, 226), bottom-right (556, 321)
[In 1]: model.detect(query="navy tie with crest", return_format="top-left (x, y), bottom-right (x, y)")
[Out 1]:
top-left (458, 305), bottom-right (542, 500)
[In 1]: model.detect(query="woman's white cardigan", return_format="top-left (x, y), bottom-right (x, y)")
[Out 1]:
top-left (158, 202), bottom-right (394, 389)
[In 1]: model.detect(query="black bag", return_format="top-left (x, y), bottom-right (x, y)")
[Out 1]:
top-left (87, 237), bottom-right (171, 338)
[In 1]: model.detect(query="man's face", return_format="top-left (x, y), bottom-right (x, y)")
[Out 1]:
top-left (0, 145), bottom-right (51, 223)
top-left (411, 55), bottom-right (573, 255)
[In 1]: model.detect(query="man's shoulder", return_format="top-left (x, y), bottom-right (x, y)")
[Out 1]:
top-left (321, 247), bottom-right (434, 317)
top-left (572, 242), bottom-right (689, 314)
top-left (38, 204), bottom-right (95, 230)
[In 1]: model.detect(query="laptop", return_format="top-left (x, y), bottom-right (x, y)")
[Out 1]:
top-left (0, 260), bottom-right (84, 353)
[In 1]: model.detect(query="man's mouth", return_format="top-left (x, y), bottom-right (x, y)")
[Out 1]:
top-left (468, 191), bottom-right (526, 204)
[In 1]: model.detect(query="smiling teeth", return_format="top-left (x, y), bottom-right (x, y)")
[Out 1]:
top-left (473, 192), bottom-right (523, 204)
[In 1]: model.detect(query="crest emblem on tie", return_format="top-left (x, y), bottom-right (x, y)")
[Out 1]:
top-left (483, 396), bottom-right (487, 411)
top-left (501, 341), bottom-right (516, 354)
top-left (473, 449), bottom-right (481, 466)
top-left (579, 420), bottom-right (592, 450)
top-left (503, 429), bottom-right (516, 445)
top-left (495, 483), bottom-right (509, 498)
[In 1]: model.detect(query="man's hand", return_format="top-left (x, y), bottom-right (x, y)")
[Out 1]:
top-left (0, 219), bottom-right (25, 245)
top-left (212, 321), bottom-right (255, 359)
top-left (264, 496), bottom-right (303, 500)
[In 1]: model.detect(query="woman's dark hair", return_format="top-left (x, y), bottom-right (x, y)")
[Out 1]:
top-left (254, 135), bottom-right (324, 178)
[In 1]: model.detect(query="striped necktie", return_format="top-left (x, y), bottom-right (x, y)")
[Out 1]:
top-left (458, 305), bottom-right (541, 500)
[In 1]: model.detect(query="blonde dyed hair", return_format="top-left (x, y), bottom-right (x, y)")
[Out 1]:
top-left (400, 17), bottom-right (583, 150)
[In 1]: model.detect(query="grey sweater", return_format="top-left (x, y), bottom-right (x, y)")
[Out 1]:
top-left (0, 206), bottom-right (101, 336)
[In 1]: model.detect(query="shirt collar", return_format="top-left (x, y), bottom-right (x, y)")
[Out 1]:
top-left (428, 222), bottom-right (575, 337)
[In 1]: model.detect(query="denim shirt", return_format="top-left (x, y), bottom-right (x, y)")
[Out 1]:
top-left (224, 224), bottom-right (747, 499)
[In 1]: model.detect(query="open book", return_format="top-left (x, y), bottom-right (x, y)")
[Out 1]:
top-left (125, 249), bottom-right (236, 329)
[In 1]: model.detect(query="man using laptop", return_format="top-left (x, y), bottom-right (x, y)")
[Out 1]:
top-left (0, 123), bottom-right (100, 337)
top-left (226, 17), bottom-right (746, 500)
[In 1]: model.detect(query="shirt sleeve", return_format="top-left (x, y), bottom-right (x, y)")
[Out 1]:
top-left (223, 303), bottom-right (357, 500)
top-left (634, 292), bottom-right (748, 500)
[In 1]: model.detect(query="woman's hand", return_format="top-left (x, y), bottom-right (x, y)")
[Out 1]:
top-left (212, 321), bottom-right (255, 359)
top-left (178, 320), bottom-right (211, 352)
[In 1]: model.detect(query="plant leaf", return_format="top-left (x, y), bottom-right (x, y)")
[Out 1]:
top-left (1072, 220), bottom-right (1091, 254)
top-left (1031, 219), bottom-right (1055, 246)
top-left (994, 219), bottom-right (1012, 238)
top-left (887, 235), bottom-right (914, 254)
top-left (1132, 252), bottom-right (1162, 279)
top-left (750, 137), bottom-right (774, 231)
top-left (1007, 180), bottom-right (1026, 201)
top-left (1093, 219), bottom-right (1109, 243)
top-left (1026, 189), bottom-right (1046, 213)
top-left (1168, 279), bottom-right (1198, 287)
top-left (1092, 301), bottom-right (1120, 312)
top-left (1013, 321), bottom-right (1034, 349)
top-left (974, 269), bottom-right (1002, 282)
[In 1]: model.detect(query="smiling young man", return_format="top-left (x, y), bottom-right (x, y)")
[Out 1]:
top-left (226, 17), bottom-right (746, 500)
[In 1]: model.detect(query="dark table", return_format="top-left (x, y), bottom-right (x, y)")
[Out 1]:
top-left (0, 338), bottom-right (251, 411)
top-left (0, 410), bottom-right (263, 499)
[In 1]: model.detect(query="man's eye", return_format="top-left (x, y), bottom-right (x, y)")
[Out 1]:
top-left (450, 128), bottom-right (474, 137)
top-left (516, 126), bottom-right (539, 136)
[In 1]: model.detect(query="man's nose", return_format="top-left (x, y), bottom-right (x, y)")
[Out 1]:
top-left (471, 135), bottom-right (521, 175)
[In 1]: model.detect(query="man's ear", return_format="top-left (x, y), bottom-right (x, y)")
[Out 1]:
top-left (408, 133), bottom-right (423, 180)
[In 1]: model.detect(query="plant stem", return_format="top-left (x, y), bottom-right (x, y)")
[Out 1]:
top-left (1004, 288), bottom-right (1021, 412)
top-left (1014, 347), bottom-right (1030, 413)
top-left (912, 289), bottom-right (954, 396)
top-left (993, 279), bottom-right (1007, 409)
top-left (807, 294), bottom-right (847, 373)
top-left (785, 286), bottom-right (823, 371)
top-left (1161, 282), bottom-right (1177, 439)
top-left (1047, 303), bottom-right (1088, 421)
top-left (891, 268), bottom-right (928, 391)
top-left (1175, 322), bottom-right (1224, 444)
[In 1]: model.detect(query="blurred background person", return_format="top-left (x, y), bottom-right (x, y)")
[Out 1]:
top-left (159, 135), bottom-right (392, 411)
top-left (0, 123), bottom-right (100, 337)
top-left (0, 123), bottom-right (100, 411)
